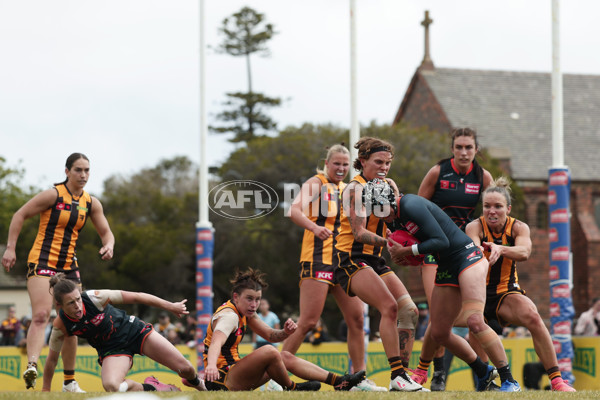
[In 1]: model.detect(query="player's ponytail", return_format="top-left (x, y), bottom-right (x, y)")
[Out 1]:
top-left (54, 153), bottom-right (89, 186)
top-left (49, 273), bottom-right (78, 304)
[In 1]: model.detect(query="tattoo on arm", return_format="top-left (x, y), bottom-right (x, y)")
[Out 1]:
top-left (269, 330), bottom-right (289, 343)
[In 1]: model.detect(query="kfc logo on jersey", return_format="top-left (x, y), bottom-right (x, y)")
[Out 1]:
top-left (440, 180), bottom-right (457, 190)
top-left (316, 271), bottom-right (333, 281)
top-left (90, 314), bottom-right (105, 326)
top-left (465, 183), bottom-right (480, 194)
top-left (56, 203), bottom-right (72, 211)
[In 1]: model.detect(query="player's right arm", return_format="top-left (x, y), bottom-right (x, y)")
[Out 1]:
top-left (343, 181), bottom-right (387, 247)
top-left (2, 189), bottom-right (57, 271)
top-left (42, 318), bottom-right (67, 391)
top-left (205, 310), bottom-right (237, 382)
top-left (417, 164), bottom-right (441, 200)
top-left (290, 176), bottom-right (332, 240)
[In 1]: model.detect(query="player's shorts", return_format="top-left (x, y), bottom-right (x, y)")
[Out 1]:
top-left (484, 289), bottom-right (527, 327)
top-left (204, 365), bottom-right (233, 391)
top-left (335, 252), bottom-right (393, 296)
top-left (421, 254), bottom-right (438, 268)
top-left (434, 244), bottom-right (485, 287)
top-left (27, 263), bottom-right (81, 284)
top-left (97, 321), bottom-right (153, 365)
top-left (299, 261), bottom-right (337, 286)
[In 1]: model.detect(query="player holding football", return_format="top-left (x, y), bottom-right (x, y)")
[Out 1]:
top-left (465, 177), bottom-right (574, 392)
top-left (334, 137), bottom-right (424, 391)
top-left (385, 189), bottom-right (520, 392)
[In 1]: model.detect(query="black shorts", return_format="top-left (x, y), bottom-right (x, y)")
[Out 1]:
top-left (335, 252), bottom-right (393, 296)
top-left (97, 321), bottom-right (153, 365)
top-left (484, 289), bottom-right (526, 327)
top-left (205, 365), bottom-right (231, 391)
top-left (434, 244), bottom-right (484, 287)
top-left (27, 263), bottom-right (82, 284)
top-left (299, 261), bottom-right (337, 286)
top-left (422, 254), bottom-right (438, 267)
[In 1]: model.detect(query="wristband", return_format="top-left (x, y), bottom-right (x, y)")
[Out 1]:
top-left (412, 244), bottom-right (420, 256)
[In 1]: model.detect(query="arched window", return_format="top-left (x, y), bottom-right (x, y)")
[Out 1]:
top-left (536, 201), bottom-right (548, 230)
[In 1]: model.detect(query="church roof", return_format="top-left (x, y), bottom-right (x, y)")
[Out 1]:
top-left (419, 67), bottom-right (600, 182)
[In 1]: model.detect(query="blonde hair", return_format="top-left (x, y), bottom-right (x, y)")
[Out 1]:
top-left (316, 144), bottom-right (350, 177)
top-left (483, 176), bottom-right (512, 206)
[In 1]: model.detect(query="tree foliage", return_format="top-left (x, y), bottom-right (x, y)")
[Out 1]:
top-left (211, 7), bottom-right (281, 143)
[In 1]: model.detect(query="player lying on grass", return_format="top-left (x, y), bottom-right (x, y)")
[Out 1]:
top-left (42, 273), bottom-right (206, 392)
top-left (202, 267), bottom-right (365, 391)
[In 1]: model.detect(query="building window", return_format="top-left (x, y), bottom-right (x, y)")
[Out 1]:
top-left (594, 197), bottom-right (600, 229)
top-left (536, 201), bottom-right (548, 230)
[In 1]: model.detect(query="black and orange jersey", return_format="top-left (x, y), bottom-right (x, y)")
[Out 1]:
top-left (203, 300), bottom-right (247, 369)
top-left (299, 174), bottom-right (345, 265)
top-left (27, 184), bottom-right (92, 271)
top-left (480, 216), bottom-right (520, 296)
top-left (335, 175), bottom-right (387, 258)
top-left (430, 159), bottom-right (483, 231)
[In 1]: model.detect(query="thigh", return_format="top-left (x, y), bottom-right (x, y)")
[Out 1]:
top-left (381, 271), bottom-right (409, 299)
top-left (331, 285), bottom-right (364, 320)
top-left (226, 349), bottom-right (276, 391)
top-left (350, 268), bottom-right (395, 309)
top-left (141, 331), bottom-right (189, 371)
top-left (421, 262), bottom-right (437, 304)
top-left (497, 293), bottom-right (536, 326)
top-left (101, 356), bottom-right (132, 385)
top-left (27, 277), bottom-right (53, 315)
top-left (430, 286), bottom-right (463, 330)
top-left (457, 259), bottom-right (488, 304)
top-left (298, 279), bottom-right (329, 321)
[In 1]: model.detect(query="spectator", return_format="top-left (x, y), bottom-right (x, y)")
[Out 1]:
top-left (1, 306), bottom-right (21, 345)
top-left (179, 313), bottom-right (197, 347)
top-left (415, 303), bottom-right (429, 340)
top-left (154, 311), bottom-right (176, 339)
top-left (16, 316), bottom-right (31, 349)
top-left (304, 318), bottom-right (330, 345)
top-left (253, 299), bottom-right (280, 349)
top-left (574, 297), bottom-right (600, 336)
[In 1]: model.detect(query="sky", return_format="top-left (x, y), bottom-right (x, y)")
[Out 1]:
top-left (1, 0), bottom-right (599, 196)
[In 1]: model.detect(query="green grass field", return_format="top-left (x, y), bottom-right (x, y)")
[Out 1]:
top-left (0, 391), bottom-right (597, 400)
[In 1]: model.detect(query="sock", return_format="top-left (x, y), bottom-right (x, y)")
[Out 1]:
top-left (547, 366), bottom-right (561, 382)
top-left (326, 372), bottom-right (342, 386)
top-left (187, 376), bottom-right (201, 386)
top-left (142, 383), bottom-right (156, 391)
top-left (417, 357), bottom-right (432, 373)
top-left (497, 365), bottom-right (515, 383)
top-left (389, 356), bottom-right (405, 380)
top-left (468, 357), bottom-right (489, 378)
top-left (63, 369), bottom-right (75, 385)
top-left (433, 357), bottom-right (444, 372)
top-left (286, 382), bottom-right (297, 391)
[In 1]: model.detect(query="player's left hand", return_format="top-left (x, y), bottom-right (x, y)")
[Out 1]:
top-left (170, 299), bottom-right (189, 318)
top-left (283, 318), bottom-right (297, 335)
top-left (99, 245), bottom-right (114, 260)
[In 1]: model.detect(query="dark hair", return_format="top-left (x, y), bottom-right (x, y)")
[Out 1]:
top-left (54, 153), bottom-right (90, 186)
top-left (230, 268), bottom-right (268, 298)
top-left (437, 127), bottom-right (483, 183)
top-left (352, 137), bottom-right (394, 171)
top-left (49, 273), bottom-right (79, 305)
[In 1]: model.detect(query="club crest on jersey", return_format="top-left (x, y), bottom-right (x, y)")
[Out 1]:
top-left (466, 250), bottom-right (481, 260)
top-left (440, 180), bottom-right (457, 190)
top-left (235, 327), bottom-right (244, 336)
top-left (56, 203), bottom-right (72, 211)
top-left (90, 314), bottom-right (105, 326)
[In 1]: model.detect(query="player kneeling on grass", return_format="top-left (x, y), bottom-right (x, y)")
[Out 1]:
top-left (42, 273), bottom-right (206, 392)
top-left (203, 267), bottom-right (365, 391)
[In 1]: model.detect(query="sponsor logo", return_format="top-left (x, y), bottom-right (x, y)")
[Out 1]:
top-left (235, 327), bottom-right (244, 336)
top-left (553, 339), bottom-right (562, 354)
top-left (197, 314), bottom-right (211, 325)
top-left (549, 266), bottom-right (559, 280)
top-left (77, 205), bottom-right (88, 212)
top-left (549, 228), bottom-right (558, 242)
top-left (208, 180), bottom-right (279, 220)
top-left (197, 286), bottom-right (212, 297)
top-left (316, 271), bottom-right (333, 281)
top-left (548, 190), bottom-right (557, 205)
top-left (405, 221), bottom-right (419, 235)
top-left (196, 244), bottom-right (204, 254)
top-left (197, 259), bottom-right (212, 269)
top-left (440, 180), bottom-right (457, 190)
top-left (552, 284), bottom-right (571, 298)
top-left (466, 250), bottom-right (481, 260)
top-left (38, 269), bottom-right (57, 277)
top-left (573, 348), bottom-right (596, 376)
top-left (553, 321), bottom-right (572, 335)
top-left (558, 358), bottom-right (573, 372)
top-left (323, 193), bottom-right (332, 201)
top-left (549, 171), bottom-right (569, 186)
top-left (550, 209), bottom-right (569, 224)
top-left (90, 314), bottom-right (105, 326)
top-left (197, 231), bottom-right (212, 241)
top-left (196, 271), bottom-right (204, 282)
top-left (552, 247), bottom-right (569, 261)
top-left (436, 270), bottom-right (453, 280)
top-left (196, 299), bottom-right (203, 310)
top-left (549, 303), bottom-right (561, 317)
top-left (465, 183), bottom-right (480, 194)
top-left (465, 242), bottom-right (474, 249)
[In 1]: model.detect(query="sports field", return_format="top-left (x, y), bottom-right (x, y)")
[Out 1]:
top-left (0, 391), bottom-right (596, 399)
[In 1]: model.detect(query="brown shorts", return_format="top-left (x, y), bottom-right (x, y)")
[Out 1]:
top-left (335, 252), bottom-right (393, 296)
top-left (484, 289), bottom-right (527, 327)
top-left (299, 261), bottom-right (337, 286)
top-left (27, 263), bottom-right (82, 285)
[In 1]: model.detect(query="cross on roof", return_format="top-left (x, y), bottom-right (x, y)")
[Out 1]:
top-left (420, 10), bottom-right (434, 70)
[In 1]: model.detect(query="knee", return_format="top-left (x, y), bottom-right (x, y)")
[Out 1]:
top-left (102, 380), bottom-right (121, 392)
top-left (31, 309), bottom-right (50, 326)
top-left (280, 350), bottom-right (294, 365)
top-left (379, 300), bottom-right (398, 321)
top-left (297, 317), bottom-right (319, 334)
top-left (345, 314), bottom-right (364, 332)
top-left (430, 328), bottom-right (451, 345)
top-left (522, 310), bottom-right (544, 331)
top-left (466, 313), bottom-right (487, 333)
top-left (178, 361), bottom-right (196, 378)
top-left (397, 295), bottom-right (418, 330)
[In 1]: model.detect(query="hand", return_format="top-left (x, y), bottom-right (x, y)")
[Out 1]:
top-left (99, 245), bottom-right (114, 260)
top-left (484, 242), bottom-right (502, 265)
top-left (204, 365), bottom-right (219, 382)
top-left (312, 226), bottom-right (332, 241)
top-left (1, 248), bottom-right (16, 272)
top-left (387, 237), bottom-right (410, 265)
top-left (169, 299), bottom-right (189, 318)
top-left (283, 318), bottom-right (297, 335)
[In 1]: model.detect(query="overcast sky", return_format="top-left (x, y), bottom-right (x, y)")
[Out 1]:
top-left (1, 0), bottom-right (599, 196)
